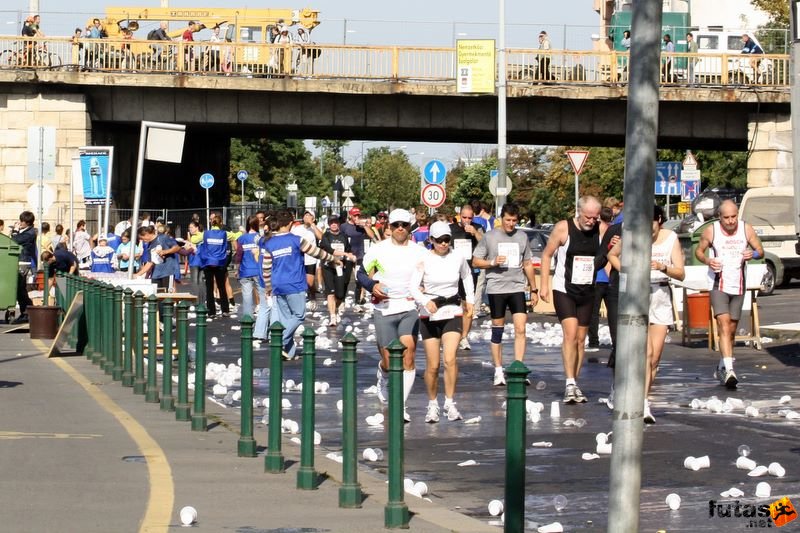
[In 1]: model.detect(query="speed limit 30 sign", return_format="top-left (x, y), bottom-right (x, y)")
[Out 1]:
top-left (421, 184), bottom-right (446, 209)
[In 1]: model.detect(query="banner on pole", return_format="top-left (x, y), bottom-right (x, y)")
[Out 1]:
top-left (78, 147), bottom-right (112, 205)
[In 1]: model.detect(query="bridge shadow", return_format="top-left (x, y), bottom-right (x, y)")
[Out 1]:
top-left (0, 353), bottom-right (40, 364)
top-left (765, 342), bottom-right (800, 367)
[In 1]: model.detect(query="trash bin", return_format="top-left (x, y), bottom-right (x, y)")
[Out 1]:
top-left (28, 305), bottom-right (61, 339)
top-left (0, 233), bottom-right (21, 310)
top-left (686, 292), bottom-right (710, 329)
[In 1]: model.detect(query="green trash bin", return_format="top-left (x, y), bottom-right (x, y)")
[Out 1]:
top-left (0, 233), bottom-right (21, 311)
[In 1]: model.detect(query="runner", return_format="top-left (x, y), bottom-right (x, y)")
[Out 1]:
top-left (540, 196), bottom-right (603, 403)
top-left (694, 200), bottom-right (763, 389)
top-left (472, 203), bottom-right (539, 386)
top-left (357, 208), bottom-right (427, 421)
top-left (449, 204), bottom-right (484, 350)
top-left (410, 221), bottom-right (474, 423)
top-left (608, 205), bottom-right (685, 423)
top-left (318, 216), bottom-right (357, 326)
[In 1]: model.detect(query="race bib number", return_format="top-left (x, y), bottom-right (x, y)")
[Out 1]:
top-left (454, 239), bottom-right (472, 260)
top-left (431, 305), bottom-right (458, 321)
top-left (497, 242), bottom-right (520, 269)
top-left (331, 242), bottom-right (345, 253)
top-left (571, 255), bottom-right (594, 284)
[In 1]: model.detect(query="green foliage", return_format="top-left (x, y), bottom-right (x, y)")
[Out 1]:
top-left (451, 156), bottom-right (498, 207)
top-left (751, 0), bottom-right (789, 27)
top-left (359, 147), bottom-right (420, 214)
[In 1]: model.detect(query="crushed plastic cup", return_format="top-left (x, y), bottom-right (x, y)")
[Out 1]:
top-left (463, 416), bottom-right (482, 425)
top-left (768, 462), bottom-right (786, 477)
top-left (779, 395), bottom-right (791, 404)
top-left (488, 499), bottom-right (504, 516)
top-left (537, 522), bottom-right (564, 533)
top-left (553, 495), bottom-right (568, 512)
top-left (596, 442), bottom-right (612, 455)
top-left (529, 411), bottom-right (541, 423)
top-left (281, 398), bottom-right (292, 409)
top-left (786, 411), bottom-right (800, 420)
top-left (414, 481), bottom-right (428, 496)
top-left (374, 413), bottom-right (384, 424)
top-left (745, 406), bottom-right (760, 417)
top-left (582, 452), bottom-right (600, 461)
top-left (531, 441), bottom-right (553, 448)
top-left (665, 493), bottom-right (681, 510)
top-left (755, 481), bottom-right (771, 498)
top-left (550, 401), bottom-right (560, 419)
top-left (535, 380), bottom-right (547, 391)
top-left (179, 506), bottom-right (197, 526)
top-left (232, 390), bottom-right (242, 402)
top-left (748, 465), bottom-right (768, 477)
top-left (323, 358), bottom-right (335, 366)
top-left (458, 459), bottom-right (478, 467)
top-left (736, 456), bottom-right (757, 470)
top-left (336, 399), bottom-right (344, 412)
top-left (721, 487), bottom-right (745, 498)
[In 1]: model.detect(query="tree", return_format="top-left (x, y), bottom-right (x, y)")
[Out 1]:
top-left (359, 148), bottom-right (420, 214)
top-left (751, 0), bottom-right (789, 27)
top-left (451, 156), bottom-right (497, 208)
top-left (752, 0), bottom-right (789, 53)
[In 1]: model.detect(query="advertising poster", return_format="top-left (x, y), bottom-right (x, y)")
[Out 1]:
top-left (457, 40), bottom-right (495, 94)
top-left (79, 147), bottom-right (112, 205)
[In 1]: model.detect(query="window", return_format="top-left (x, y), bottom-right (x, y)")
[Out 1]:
top-left (728, 35), bottom-right (744, 51)
top-left (743, 197), bottom-right (795, 227)
top-left (698, 35), bottom-right (718, 50)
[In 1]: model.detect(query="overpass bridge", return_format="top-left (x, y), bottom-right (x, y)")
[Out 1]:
top-left (0, 35), bottom-right (792, 219)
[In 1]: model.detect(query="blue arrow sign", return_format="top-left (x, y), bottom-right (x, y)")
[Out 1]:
top-left (199, 173), bottom-right (215, 189)
top-left (655, 162), bottom-right (681, 196)
top-left (423, 159), bottom-right (446, 185)
top-left (237, 169), bottom-right (249, 182)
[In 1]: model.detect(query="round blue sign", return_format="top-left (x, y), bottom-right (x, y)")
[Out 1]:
top-left (199, 173), bottom-right (215, 189)
top-left (423, 159), bottom-right (446, 185)
top-left (237, 169), bottom-right (249, 181)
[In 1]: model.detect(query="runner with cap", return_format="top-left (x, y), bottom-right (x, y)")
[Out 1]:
top-left (357, 208), bottom-right (428, 421)
top-left (291, 209), bottom-right (323, 311)
top-left (449, 203), bottom-right (484, 350)
top-left (472, 203), bottom-right (539, 385)
top-left (410, 221), bottom-right (474, 422)
top-left (319, 216), bottom-right (358, 326)
top-left (340, 207), bottom-right (379, 310)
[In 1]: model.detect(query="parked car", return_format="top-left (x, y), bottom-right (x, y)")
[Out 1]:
top-left (519, 227), bottom-right (551, 269)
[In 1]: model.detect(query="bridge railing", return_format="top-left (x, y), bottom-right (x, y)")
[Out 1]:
top-left (0, 35), bottom-right (789, 88)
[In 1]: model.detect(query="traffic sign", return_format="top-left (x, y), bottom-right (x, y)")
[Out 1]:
top-left (342, 197), bottom-right (354, 209)
top-left (681, 170), bottom-right (701, 201)
top-left (423, 159), bottom-right (446, 185)
top-left (655, 162), bottom-right (681, 195)
top-left (199, 173), bottom-right (215, 189)
top-left (566, 150), bottom-right (590, 175)
top-left (488, 170), bottom-right (514, 195)
top-left (421, 184), bottom-right (446, 208)
top-left (677, 201), bottom-right (691, 214)
top-left (341, 175), bottom-right (355, 189)
top-left (237, 169), bottom-right (249, 181)
top-left (683, 151), bottom-right (698, 169)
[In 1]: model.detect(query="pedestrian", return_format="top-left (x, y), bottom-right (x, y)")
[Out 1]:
top-left (262, 209), bottom-right (340, 360)
top-left (687, 32), bottom-right (698, 85)
top-left (90, 234), bottom-right (116, 273)
top-left (319, 216), bottom-right (357, 325)
top-left (290, 210), bottom-right (323, 311)
top-left (116, 228), bottom-right (142, 272)
top-left (185, 221), bottom-right (206, 308)
top-left (587, 207), bottom-right (615, 351)
top-left (410, 221), bottom-right (474, 423)
top-left (340, 207), bottom-right (379, 309)
top-left (10, 211), bottom-right (36, 324)
top-left (662, 34), bottom-right (674, 81)
top-left (411, 212), bottom-right (431, 247)
top-left (537, 30), bottom-right (552, 81)
top-left (199, 213), bottom-right (238, 318)
top-left (608, 205), bottom-right (685, 423)
top-left (235, 216), bottom-right (267, 332)
top-left (136, 224), bottom-right (181, 291)
top-left (471, 203), bottom-right (539, 386)
top-left (73, 220), bottom-right (92, 269)
top-left (357, 208), bottom-right (428, 420)
top-left (40, 248), bottom-right (78, 286)
top-left (53, 224), bottom-right (66, 250)
top-left (539, 196), bottom-right (604, 403)
top-left (695, 200), bottom-right (763, 389)
top-left (449, 203), bottom-right (484, 350)
top-left (37, 222), bottom-right (53, 255)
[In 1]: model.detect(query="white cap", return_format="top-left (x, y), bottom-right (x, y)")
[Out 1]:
top-left (97, 233), bottom-right (108, 242)
top-left (388, 208), bottom-right (412, 225)
top-left (429, 221), bottom-right (451, 239)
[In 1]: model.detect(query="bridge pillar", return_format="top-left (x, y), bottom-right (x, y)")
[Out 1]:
top-left (747, 113), bottom-right (793, 188)
top-left (0, 92), bottom-right (90, 223)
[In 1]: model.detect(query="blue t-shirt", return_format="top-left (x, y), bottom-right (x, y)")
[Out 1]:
top-left (238, 232), bottom-right (264, 285)
top-left (263, 232), bottom-right (306, 296)
top-left (106, 234), bottom-right (121, 251)
top-left (152, 234), bottom-right (178, 280)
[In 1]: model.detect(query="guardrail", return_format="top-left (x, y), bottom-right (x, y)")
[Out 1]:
top-left (0, 35), bottom-right (790, 88)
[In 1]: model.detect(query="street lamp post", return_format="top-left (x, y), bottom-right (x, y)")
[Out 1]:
top-left (254, 187), bottom-right (266, 208)
top-left (791, 1), bottom-right (800, 251)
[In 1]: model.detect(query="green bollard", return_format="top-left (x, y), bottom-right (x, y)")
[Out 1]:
top-left (238, 315), bottom-right (257, 456)
top-left (297, 327), bottom-right (319, 490)
top-left (160, 299), bottom-right (175, 412)
top-left (265, 321), bottom-right (285, 473)
top-left (175, 301), bottom-right (191, 421)
top-left (339, 332), bottom-right (362, 507)
top-left (133, 292), bottom-right (146, 395)
top-left (122, 288), bottom-right (134, 387)
top-left (385, 340), bottom-right (409, 529)
top-left (505, 361), bottom-right (531, 533)
top-left (145, 295), bottom-right (160, 404)
top-left (191, 304), bottom-right (208, 431)
top-left (103, 283), bottom-right (114, 375)
top-left (112, 286), bottom-right (124, 381)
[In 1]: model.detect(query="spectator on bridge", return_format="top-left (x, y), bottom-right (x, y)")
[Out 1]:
top-left (182, 21), bottom-right (201, 70)
top-left (85, 18), bottom-right (105, 69)
top-left (11, 211), bottom-right (36, 324)
top-left (621, 30), bottom-right (631, 51)
top-left (537, 31), bottom-right (552, 81)
top-left (741, 33), bottom-right (765, 76)
top-left (73, 220), bottom-right (92, 269)
top-left (687, 32), bottom-right (699, 86)
top-left (662, 34), bottom-right (675, 82)
top-left (0, 220), bottom-right (5, 236)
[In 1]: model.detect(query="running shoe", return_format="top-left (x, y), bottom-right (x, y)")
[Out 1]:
top-left (493, 370), bottom-right (506, 387)
top-left (724, 369), bottom-right (738, 389)
top-left (573, 384), bottom-right (588, 403)
top-left (443, 402), bottom-right (463, 421)
top-left (563, 384), bottom-right (577, 404)
top-left (403, 407), bottom-right (411, 423)
top-left (606, 387), bottom-right (615, 410)
top-left (585, 345), bottom-right (600, 353)
top-left (307, 300), bottom-right (317, 311)
top-left (643, 401), bottom-right (656, 424)
top-left (376, 364), bottom-right (388, 403)
top-left (425, 404), bottom-right (440, 423)
top-left (459, 338), bottom-right (472, 350)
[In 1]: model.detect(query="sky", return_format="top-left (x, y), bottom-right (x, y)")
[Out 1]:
top-left (2, 0), bottom-right (601, 168)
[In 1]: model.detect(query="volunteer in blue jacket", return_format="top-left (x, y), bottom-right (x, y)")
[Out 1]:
top-left (200, 213), bottom-right (238, 318)
top-left (236, 216), bottom-right (266, 324)
top-left (262, 209), bottom-right (340, 360)
top-left (90, 234), bottom-right (116, 273)
top-left (186, 221), bottom-right (206, 306)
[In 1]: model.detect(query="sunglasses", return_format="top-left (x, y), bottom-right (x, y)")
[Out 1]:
top-left (390, 222), bottom-right (410, 229)
top-left (461, 216), bottom-right (473, 220)
top-left (432, 236), bottom-right (451, 244)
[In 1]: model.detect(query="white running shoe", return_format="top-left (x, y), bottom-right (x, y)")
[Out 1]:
top-left (306, 300), bottom-right (317, 311)
top-left (459, 338), bottom-right (471, 350)
top-left (493, 370), bottom-right (506, 386)
top-left (643, 400), bottom-right (656, 424)
top-left (403, 407), bottom-right (411, 423)
top-left (444, 402), bottom-right (463, 421)
top-left (376, 364), bottom-right (388, 404)
top-left (425, 404), bottom-right (440, 423)
top-left (607, 387), bottom-right (615, 411)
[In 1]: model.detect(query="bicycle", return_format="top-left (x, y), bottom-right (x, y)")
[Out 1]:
top-left (0, 43), bottom-right (62, 68)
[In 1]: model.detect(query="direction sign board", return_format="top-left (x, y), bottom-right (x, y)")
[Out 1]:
top-left (236, 169), bottom-right (249, 181)
top-left (655, 162), bottom-right (681, 195)
top-left (423, 159), bottom-right (446, 185)
top-left (681, 169), bottom-right (701, 201)
top-left (199, 173), bottom-right (215, 189)
top-left (488, 170), bottom-right (514, 196)
top-left (421, 184), bottom-right (446, 208)
top-left (566, 150), bottom-right (590, 175)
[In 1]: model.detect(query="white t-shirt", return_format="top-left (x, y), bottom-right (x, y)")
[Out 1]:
top-left (73, 229), bottom-right (92, 260)
top-left (362, 238), bottom-right (427, 316)
top-left (291, 224), bottom-right (319, 266)
top-left (410, 249), bottom-right (475, 321)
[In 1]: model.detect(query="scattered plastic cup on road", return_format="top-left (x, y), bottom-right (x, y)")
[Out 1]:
top-left (748, 465), bottom-right (768, 477)
top-left (683, 456), bottom-right (700, 471)
top-left (768, 462), bottom-right (786, 477)
top-left (488, 499), bottom-right (504, 516)
top-left (336, 399), bottom-right (343, 412)
top-left (755, 481), bottom-right (771, 498)
top-left (581, 452), bottom-right (600, 461)
top-left (736, 456), bottom-right (757, 470)
top-left (179, 506), bottom-right (197, 526)
top-left (745, 406), bottom-right (760, 417)
top-left (414, 481), bottom-right (429, 496)
top-left (363, 448), bottom-right (379, 462)
top-left (550, 401), bottom-right (560, 419)
top-left (779, 395), bottom-right (791, 404)
top-left (665, 493), bottom-right (681, 510)
top-left (553, 494), bottom-right (568, 512)
top-left (596, 442), bottom-right (612, 455)
top-left (404, 478), bottom-right (415, 492)
top-left (695, 455), bottom-right (710, 468)
top-left (537, 522), bottom-right (564, 533)
top-left (596, 432), bottom-right (608, 445)
top-left (738, 444), bottom-right (751, 457)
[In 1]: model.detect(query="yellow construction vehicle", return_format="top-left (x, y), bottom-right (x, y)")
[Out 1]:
top-left (83, 6), bottom-right (320, 72)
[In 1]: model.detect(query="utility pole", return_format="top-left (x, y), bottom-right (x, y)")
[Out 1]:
top-left (28, 0), bottom-right (39, 15)
top-left (790, 1), bottom-right (800, 252)
top-left (606, 0), bottom-right (663, 531)
top-left (495, 0), bottom-right (508, 217)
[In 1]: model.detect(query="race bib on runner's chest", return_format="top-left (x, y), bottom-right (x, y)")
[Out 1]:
top-left (571, 255), bottom-right (594, 284)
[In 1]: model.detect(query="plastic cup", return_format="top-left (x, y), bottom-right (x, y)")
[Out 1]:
top-left (768, 462), bottom-right (786, 477)
top-left (373, 447), bottom-right (384, 460)
top-left (736, 456), bottom-right (757, 470)
top-left (313, 431), bottom-right (322, 445)
top-left (695, 455), bottom-right (710, 469)
top-left (374, 413), bottom-right (384, 424)
top-left (665, 493), bottom-right (681, 510)
top-left (596, 442), bottom-right (612, 455)
top-left (281, 398), bottom-right (292, 409)
top-left (595, 432), bottom-right (608, 445)
top-left (179, 506), bottom-right (197, 525)
top-left (537, 522), bottom-right (564, 533)
top-left (414, 481), bottom-right (428, 496)
top-left (550, 401), bottom-right (560, 419)
top-left (319, 382), bottom-right (330, 393)
top-left (748, 465), bottom-right (768, 477)
top-left (488, 499), bottom-right (504, 516)
top-left (745, 406), bottom-right (760, 417)
top-left (336, 399), bottom-right (343, 412)
top-left (683, 456), bottom-right (700, 471)
top-left (404, 478), bottom-right (415, 492)
top-left (755, 481), bottom-right (771, 498)
top-left (779, 395), bottom-right (791, 404)
top-left (363, 448), bottom-right (378, 461)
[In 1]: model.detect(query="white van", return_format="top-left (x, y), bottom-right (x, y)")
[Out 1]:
top-left (690, 30), bottom-right (773, 83)
top-left (739, 186), bottom-right (799, 294)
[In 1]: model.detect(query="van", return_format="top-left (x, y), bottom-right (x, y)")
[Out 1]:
top-left (739, 186), bottom-right (799, 294)
top-left (690, 29), bottom-right (773, 84)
